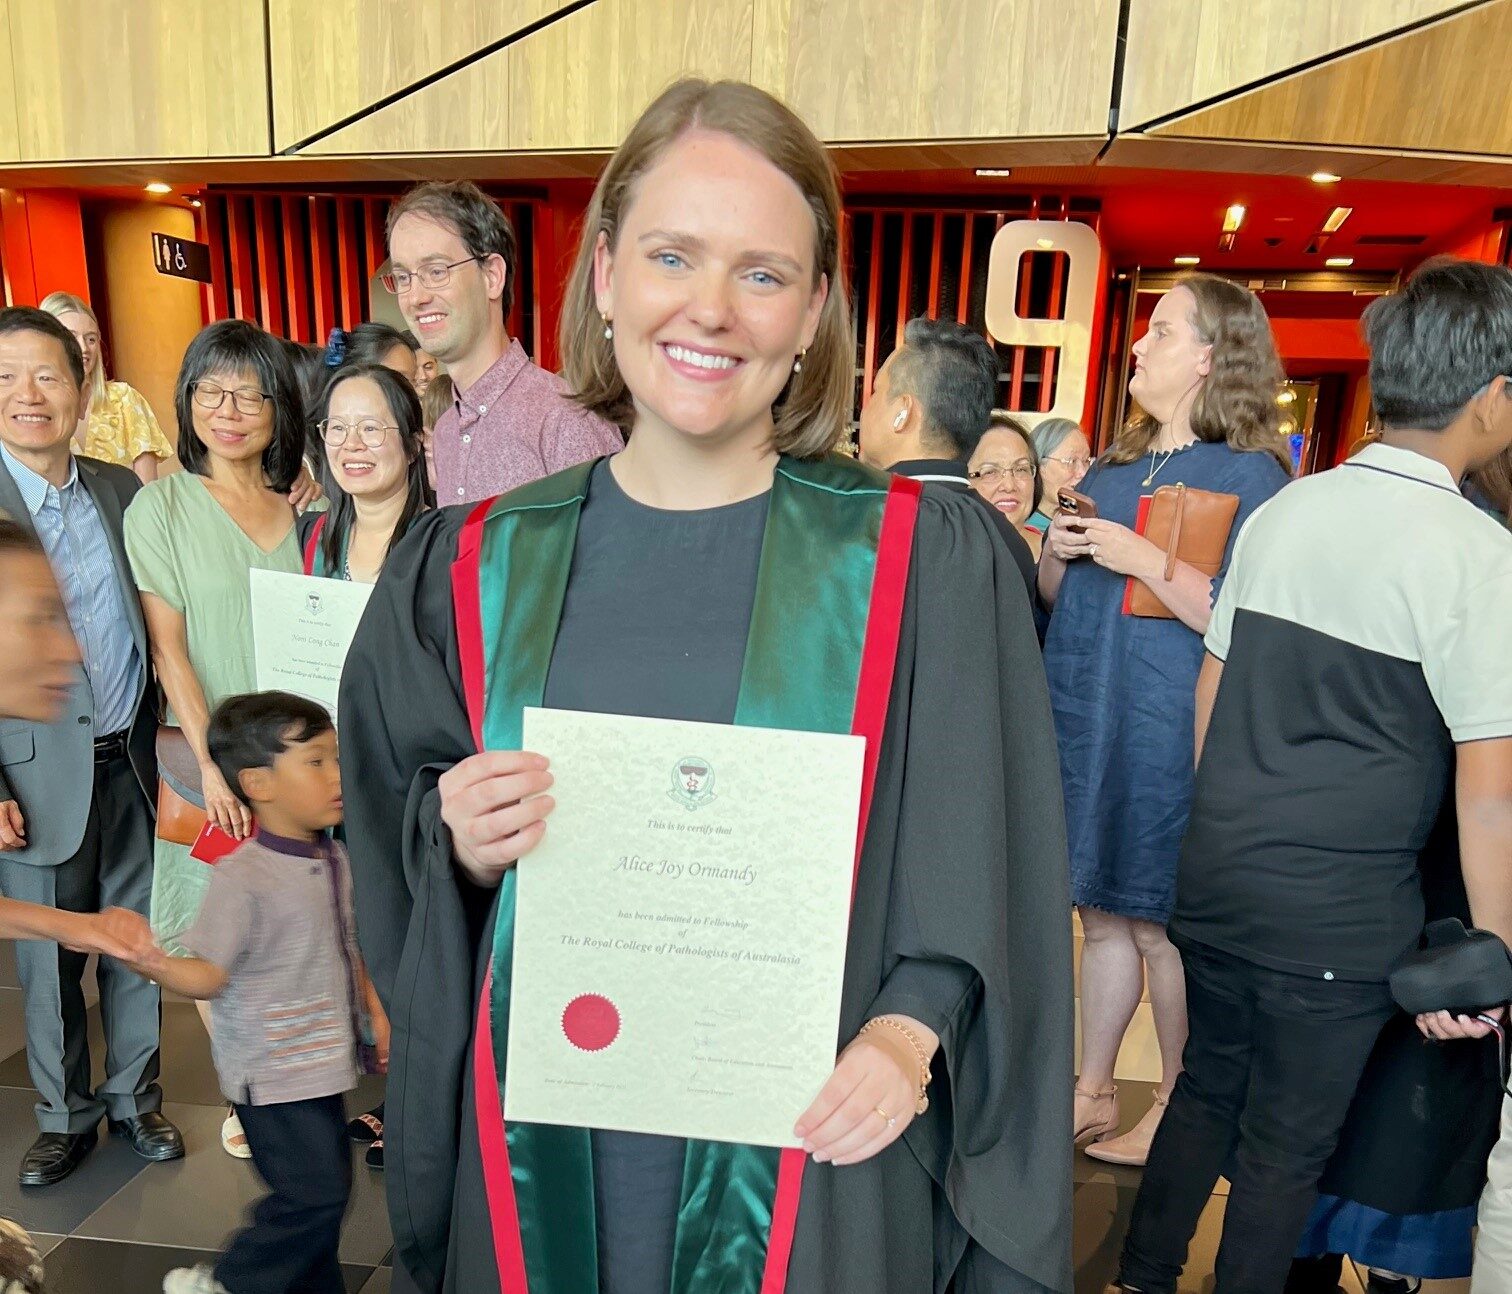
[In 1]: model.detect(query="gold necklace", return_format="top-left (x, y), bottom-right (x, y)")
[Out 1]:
top-left (1143, 445), bottom-right (1182, 487)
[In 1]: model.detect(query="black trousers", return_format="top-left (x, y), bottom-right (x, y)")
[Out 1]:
top-left (216, 1094), bottom-right (352, 1294)
top-left (1119, 941), bottom-right (1395, 1294)
top-left (0, 751), bottom-right (160, 1133)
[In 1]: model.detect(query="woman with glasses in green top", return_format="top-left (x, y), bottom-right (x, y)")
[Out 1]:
top-left (1027, 416), bottom-right (1092, 534)
top-left (124, 320), bottom-right (307, 1160)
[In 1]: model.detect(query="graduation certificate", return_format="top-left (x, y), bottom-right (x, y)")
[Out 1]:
top-left (505, 706), bottom-right (865, 1148)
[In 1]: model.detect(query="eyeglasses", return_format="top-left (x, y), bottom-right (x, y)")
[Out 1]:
top-left (192, 381), bottom-right (268, 415)
top-left (380, 257), bottom-right (481, 295)
top-left (1045, 454), bottom-right (1093, 471)
top-left (318, 419), bottom-right (395, 448)
top-left (969, 461), bottom-right (1036, 484)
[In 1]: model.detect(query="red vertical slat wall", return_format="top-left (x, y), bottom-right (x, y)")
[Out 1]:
top-left (281, 197), bottom-right (312, 342)
top-left (224, 198), bottom-right (256, 320)
top-left (309, 199), bottom-right (337, 342)
top-left (335, 201), bottom-right (363, 330)
top-left (1006, 196), bottom-right (1040, 411)
top-left (861, 216), bottom-right (884, 403)
top-left (254, 197), bottom-right (285, 337)
top-left (197, 191), bottom-right (546, 359)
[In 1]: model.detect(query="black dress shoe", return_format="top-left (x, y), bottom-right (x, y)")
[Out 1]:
top-left (108, 1112), bottom-right (185, 1162)
top-left (19, 1129), bottom-right (97, 1186)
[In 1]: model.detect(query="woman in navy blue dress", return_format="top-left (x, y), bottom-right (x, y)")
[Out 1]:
top-left (1038, 276), bottom-right (1292, 1165)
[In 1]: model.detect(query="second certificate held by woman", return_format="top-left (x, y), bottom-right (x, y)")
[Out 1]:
top-left (340, 79), bottom-right (1075, 1294)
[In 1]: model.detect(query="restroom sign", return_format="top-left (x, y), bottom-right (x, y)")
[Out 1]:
top-left (151, 232), bottom-right (213, 284)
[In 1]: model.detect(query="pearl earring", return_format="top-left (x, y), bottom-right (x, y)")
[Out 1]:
top-left (601, 314), bottom-right (613, 340)
top-left (793, 347), bottom-right (807, 375)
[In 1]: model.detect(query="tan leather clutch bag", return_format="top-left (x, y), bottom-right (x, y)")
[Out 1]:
top-left (154, 727), bottom-right (206, 847)
top-left (1125, 483), bottom-right (1240, 620)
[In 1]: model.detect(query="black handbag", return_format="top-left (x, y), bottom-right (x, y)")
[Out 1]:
top-left (1388, 919), bottom-right (1512, 1017)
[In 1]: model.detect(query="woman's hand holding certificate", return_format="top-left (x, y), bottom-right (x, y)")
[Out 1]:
top-left (438, 750), bottom-right (555, 887)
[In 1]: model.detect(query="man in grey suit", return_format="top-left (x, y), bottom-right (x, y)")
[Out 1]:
top-left (0, 307), bottom-right (182, 1186)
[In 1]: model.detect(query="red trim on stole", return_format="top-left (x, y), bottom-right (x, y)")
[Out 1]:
top-left (759, 474), bottom-right (923, 1294)
top-left (301, 514), bottom-right (326, 576)
top-left (458, 476), bottom-right (923, 1293)
top-left (453, 498), bottom-right (498, 751)
top-left (475, 967), bottom-right (530, 1290)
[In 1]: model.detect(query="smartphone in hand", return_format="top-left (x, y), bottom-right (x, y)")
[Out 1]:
top-left (1057, 488), bottom-right (1098, 521)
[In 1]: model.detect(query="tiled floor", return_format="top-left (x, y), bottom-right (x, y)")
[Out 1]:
top-left (0, 942), bottom-right (390, 1293)
top-left (0, 931), bottom-right (1472, 1292)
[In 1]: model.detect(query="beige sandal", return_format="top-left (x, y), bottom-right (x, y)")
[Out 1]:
top-left (1085, 1089), bottom-right (1169, 1166)
top-left (1073, 1083), bottom-right (1120, 1145)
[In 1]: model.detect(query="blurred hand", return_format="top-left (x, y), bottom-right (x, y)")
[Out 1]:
top-left (201, 762), bottom-right (253, 840)
top-left (438, 751), bottom-right (555, 888)
top-left (1417, 1004), bottom-right (1505, 1042)
top-left (288, 466), bottom-right (324, 513)
top-left (0, 801), bottom-right (24, 851)
top-left (1076, 518), bottom-right (1164, 581)
top-left (372, 1003), bottom-right (391, 1074)
top-left (66, 907), bottom-right (157, 961)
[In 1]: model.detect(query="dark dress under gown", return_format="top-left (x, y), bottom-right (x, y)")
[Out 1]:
top-left (339, 461), bottom-right (1077, 1294)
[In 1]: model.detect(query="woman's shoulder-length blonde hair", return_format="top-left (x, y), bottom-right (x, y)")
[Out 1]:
top-left (39, 290), bottom-right (107, 406)
top-left (559, 78), bottom-right (853, 460)
top-left (1109, 273), bottom-right (1293, 475)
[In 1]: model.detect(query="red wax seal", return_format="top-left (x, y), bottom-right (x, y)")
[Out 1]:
top-left (562, 994), bottom-right (620, 1052)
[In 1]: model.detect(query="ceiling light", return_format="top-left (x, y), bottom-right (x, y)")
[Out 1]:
top-left (1326, 256), bottom-right (1355, 268)
top-left (1321, 206), bottom-right (1353, 233)
top-left (1310, 171), bottom-right (1342, 185)
top-left (1223, 204), bottom-right (1247, 234)
top-left (975, 168), bottom-right (1012, 178)
top-left (144, 181), bottom-right (172, 195)
top-left (1174, 256), bottom-right (1201, 266)
top-left (189, 199), bottom-right (202, 209)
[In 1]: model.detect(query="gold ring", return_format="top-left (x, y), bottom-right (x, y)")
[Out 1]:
top-left (875, 1106), bottom-right (896, 1129)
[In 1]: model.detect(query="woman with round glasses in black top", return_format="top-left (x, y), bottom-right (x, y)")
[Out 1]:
top-left (297, 363), bottom-right (434, 585)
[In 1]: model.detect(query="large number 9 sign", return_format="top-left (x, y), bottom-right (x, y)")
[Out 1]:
top-left (984, 219), bottom-right (1102, 431)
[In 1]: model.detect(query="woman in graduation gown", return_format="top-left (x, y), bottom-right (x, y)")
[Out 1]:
top-left (339, 78), bottom-right (1074, 1294)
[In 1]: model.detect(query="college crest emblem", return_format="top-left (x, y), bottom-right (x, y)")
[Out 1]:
top-left (668, 757), bottom-right (716, 811)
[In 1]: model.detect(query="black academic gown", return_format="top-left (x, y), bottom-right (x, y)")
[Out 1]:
top-left (340, 485), bottom-right (1075, 1294)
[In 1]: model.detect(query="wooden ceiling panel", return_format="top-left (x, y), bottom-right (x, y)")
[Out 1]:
top-left (10, 0), bottom-right (268, 160)
top-left (1121, 0), bottom-right (1470, 131)
top-left (269, 0), bottom-right (580, 151)
top-left (1152, 0), bottom-right (1512, 159)
top-left (762, 0), bottom-right (1118, 141)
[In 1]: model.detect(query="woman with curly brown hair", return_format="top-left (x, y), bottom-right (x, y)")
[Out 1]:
top-left (1038, 276), bottom-right (1291, 1165)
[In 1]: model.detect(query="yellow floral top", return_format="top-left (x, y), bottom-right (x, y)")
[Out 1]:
top-left (77, 381), bottom-right (174, 467)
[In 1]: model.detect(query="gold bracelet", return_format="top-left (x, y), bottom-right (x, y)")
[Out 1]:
top-left (859, 1017), bottom-right (933, 1115)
